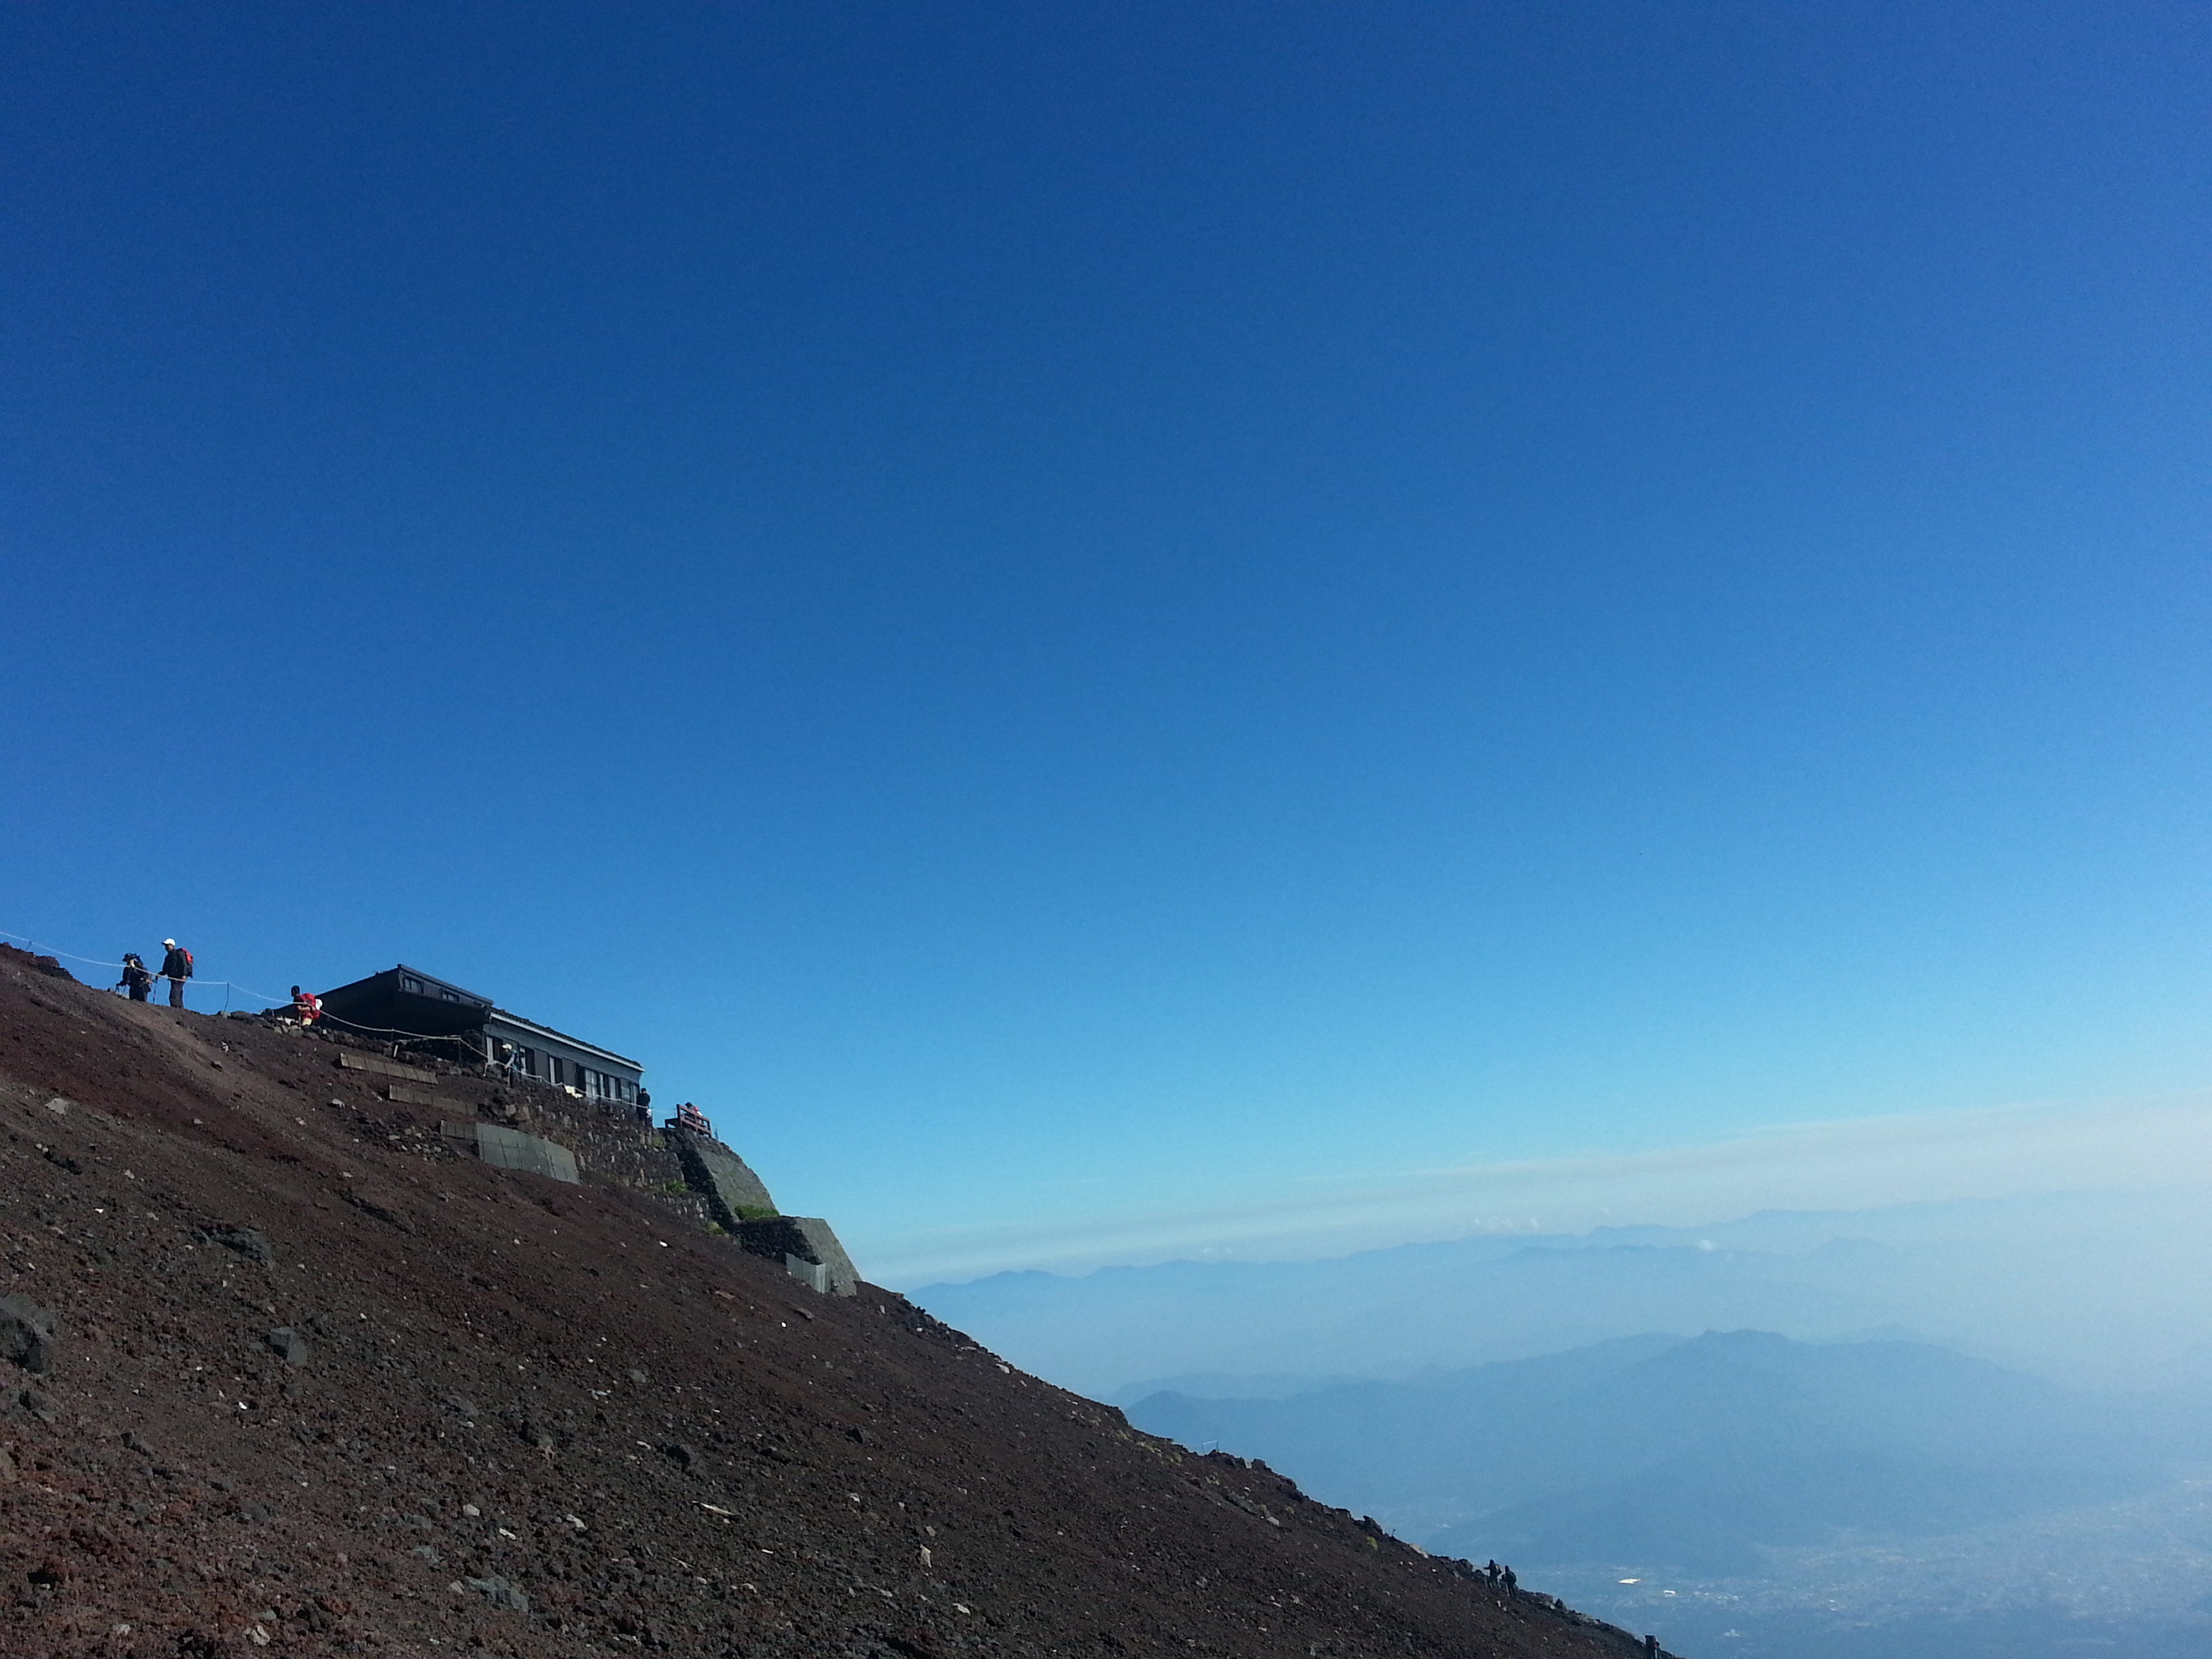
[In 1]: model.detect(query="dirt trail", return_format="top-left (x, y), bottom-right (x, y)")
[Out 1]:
top-left (0, 945), bottom-right (1664, 1658)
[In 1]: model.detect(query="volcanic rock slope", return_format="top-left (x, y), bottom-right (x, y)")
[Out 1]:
top-left (0, 947), bottom-right (1657, 1659)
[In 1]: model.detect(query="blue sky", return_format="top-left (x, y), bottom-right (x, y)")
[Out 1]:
top-left (5, 3), bottom-right (2210, 1282)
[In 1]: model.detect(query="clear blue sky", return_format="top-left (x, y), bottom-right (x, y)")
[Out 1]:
top-left (5, 3), bottom-right (2209, 1282)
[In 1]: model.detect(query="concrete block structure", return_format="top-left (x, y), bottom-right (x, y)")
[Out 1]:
top-left (735, 1216), bottom-right (860, 1296)
top-left (442, 1121), bottom-right (581, 1184)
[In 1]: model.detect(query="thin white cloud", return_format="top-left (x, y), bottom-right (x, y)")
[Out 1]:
top-left (858, 1092), bottom-right (2212, 1286)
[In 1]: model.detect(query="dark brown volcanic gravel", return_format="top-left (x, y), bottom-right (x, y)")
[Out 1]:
top-left (0, 945), bottom-right (1665, 1659)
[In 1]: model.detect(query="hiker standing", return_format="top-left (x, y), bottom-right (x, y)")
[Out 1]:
top-left (159, 938), bottom-right (193, 1008)
top-left (117, 954), bottom-right (155, 1002)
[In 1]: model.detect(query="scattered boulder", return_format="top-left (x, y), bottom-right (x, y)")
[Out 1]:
top-left (266, 1328), bottom-right (311, 1367)
top-left (463, 1574), bottom-right (530, 1613)
top-left (884, 1631), bottom-right (949, 1659)
top-left (0, 1295), bottom-right (58, 1374)
top-left (201, 1227), bottom-right (276, 1267)
top-left (339, 1186), bottom-right (412, 1231)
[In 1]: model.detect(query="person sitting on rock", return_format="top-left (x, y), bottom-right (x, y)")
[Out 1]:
top-left (290, 985), bottom-right (323, 1025)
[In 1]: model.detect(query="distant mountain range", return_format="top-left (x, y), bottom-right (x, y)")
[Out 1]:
top-left (1126, 1330), bottom-right (2186, 1575)
top-left (911, 1187), bottom-right (2212, 1399)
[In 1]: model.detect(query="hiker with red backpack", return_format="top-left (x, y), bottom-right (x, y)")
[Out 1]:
top-left (159, 938), bottom-right (194, 1008)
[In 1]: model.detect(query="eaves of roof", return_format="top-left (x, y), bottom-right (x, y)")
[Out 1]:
top-left (483, 1006), bottom-right (644, 1073)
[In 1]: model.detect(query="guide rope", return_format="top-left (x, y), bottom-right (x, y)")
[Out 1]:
top-left (2, 928), bottom-right (293, 1007)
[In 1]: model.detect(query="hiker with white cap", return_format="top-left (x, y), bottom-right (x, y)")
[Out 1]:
top-left (159, 938), bottom-right (193, 1008)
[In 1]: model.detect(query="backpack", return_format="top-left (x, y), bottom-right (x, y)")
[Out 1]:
top-left (182, 949), bottom-right (194, 977)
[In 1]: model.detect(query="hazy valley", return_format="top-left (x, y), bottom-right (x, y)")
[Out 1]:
top-left (916, 1196), bottom-right (2212, 1656)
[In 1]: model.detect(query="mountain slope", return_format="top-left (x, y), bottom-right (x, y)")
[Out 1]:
top-left (0, 945), bottom-right (1656, 1659)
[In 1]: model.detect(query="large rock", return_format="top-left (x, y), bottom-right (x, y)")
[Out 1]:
top-left (0, 1294), bottom-right (58, 1374)
top-left (667, 1130), bottom-right (777, 1229)
top-left (734, 1216), bottom-right (860, 1296)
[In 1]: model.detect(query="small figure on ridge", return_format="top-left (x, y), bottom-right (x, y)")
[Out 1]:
top-left (159, 938), bottom-right (193, 1008)
top-left (117, 954), bottom-right (155, 1002)
top-left (291, 985), bottom-right (323, 1025)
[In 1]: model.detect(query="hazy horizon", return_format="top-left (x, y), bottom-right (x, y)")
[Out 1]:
top-left (909, 1176), bottom-right (2212, 1399)
top-left (878, 1088), bottom-right (2212, 1286)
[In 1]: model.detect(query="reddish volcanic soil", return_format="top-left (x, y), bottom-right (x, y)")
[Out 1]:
top-left (0, 945), bottom-right (1667, 1659)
